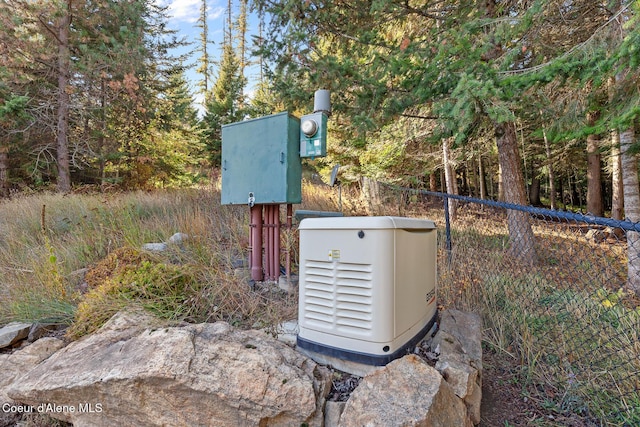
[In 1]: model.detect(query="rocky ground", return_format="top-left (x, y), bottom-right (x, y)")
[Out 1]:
top-left (1, 318), bottom-right (598, 427)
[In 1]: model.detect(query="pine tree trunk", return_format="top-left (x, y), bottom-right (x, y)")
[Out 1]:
top-left (586, 112), bottom-right (604, 216)
top-left (361, 177), bottom-right (381, 215)
top-left (478, 155), bottom-right (487, 200)
top-left (497, 162), bottom-right (504, 202)
top-left (611, 129), bottom-right (624, 220)
top-left (557, 178), bottom-right (564, 207)
top-left (99, 78), bottom-right (106, 187)
top-left (236, 0), bottom-right (248, 107)
top-left (56, 1), bottom-right (71, 193)
top-left (620, 127), bottom-right (640, 295)
top-left (529, 172), bottom-right (541, 206)
top-left (471, 159), bottom-right (479, 198)
top-left (542, 120), bottom-right (556, 209)
top-left (608, 75), bottom-right (624, 220)
top-left (0, 146), bottom-right (8, 198)
top-left (429, 172), bottom-right (437, 192)
top-left (461, 163), bottom-right (470, 196)
top-left (495, 122), bottom-right (537, 265)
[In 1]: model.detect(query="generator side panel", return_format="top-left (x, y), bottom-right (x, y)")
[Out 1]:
top-left (221, 112), bottom-right (301, 205)
top-left (394, 228), bottom-right (438, 337)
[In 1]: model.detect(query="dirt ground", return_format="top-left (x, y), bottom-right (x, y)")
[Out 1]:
top-left (480, 348), bottom-right (601, 427)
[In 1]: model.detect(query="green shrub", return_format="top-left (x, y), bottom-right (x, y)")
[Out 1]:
top-left (67, 247), bottom-right (201, 338)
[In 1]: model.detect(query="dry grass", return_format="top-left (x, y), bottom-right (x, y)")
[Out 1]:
top-left (0, 185), bottom-right (298, 334)
top-left (0, 181), bottom-right (363, 338)
top-left (405, 201), bottom-right (638, 426)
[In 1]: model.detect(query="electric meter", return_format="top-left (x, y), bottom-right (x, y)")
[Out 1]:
top-left (300, 112), bottom-right (327, 158)
top-left (301, 119), bottom-right (318, 137)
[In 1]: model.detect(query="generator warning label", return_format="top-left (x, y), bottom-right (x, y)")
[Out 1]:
top-left (328, 249), bottom-right (340, 261)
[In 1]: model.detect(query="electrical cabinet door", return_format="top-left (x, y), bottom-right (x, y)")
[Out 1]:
top-left (221, 112), bottom-right (302, 205)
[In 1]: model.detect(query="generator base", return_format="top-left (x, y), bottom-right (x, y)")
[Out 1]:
top-left (296, 312), bottom-right (437, 376)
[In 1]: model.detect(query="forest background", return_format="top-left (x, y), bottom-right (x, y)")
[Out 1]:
top-left (1, 0), bottom-right (639, 276)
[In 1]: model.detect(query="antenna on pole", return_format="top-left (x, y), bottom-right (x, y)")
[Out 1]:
top-left (329, 164), bottom-right (342, 212)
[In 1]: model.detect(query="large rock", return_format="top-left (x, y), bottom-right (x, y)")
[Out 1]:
top-left (338, 354), bottom-right (470, 427)
top-left (0, 337), bottom-right (65, 404)
top-left (7, 310), bottom-right (331, 427)
top-left (432, 309), bottom-right (483, 425)
top-left (0, 322), bottom-right (31, 348)
top-left (1, 337), bottom-right (65, 427)
top-left (434, 309), bottom-right (482, 373)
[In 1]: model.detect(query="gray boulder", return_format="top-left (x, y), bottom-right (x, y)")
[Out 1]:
top-left (338, 354), bottom-right (470, 427)
top-left (0, 322), bottom-right (31, 349)
top-left (432, 309), bottom-right (483, 425)
top-left (7, 310), bottom-right (331, 427)
top-left (0, 337), bottom-right (65, 404)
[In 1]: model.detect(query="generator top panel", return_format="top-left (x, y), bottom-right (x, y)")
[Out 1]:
top-left (298, 216), bottom-right (436, 231)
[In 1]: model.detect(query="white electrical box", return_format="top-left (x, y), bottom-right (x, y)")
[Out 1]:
top-left (297, 216), bottom-right (437, 367)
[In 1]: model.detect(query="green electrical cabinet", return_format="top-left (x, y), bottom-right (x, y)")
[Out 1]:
top-left (221, 112), bottom-right (302, 205)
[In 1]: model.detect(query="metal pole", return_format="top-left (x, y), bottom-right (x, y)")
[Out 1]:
top-left (250, 204), bottom-right (263, 281)
top-left (268, 205), bottom-right (275, 280)
top-left (443, 195), bottom-right (452, 268)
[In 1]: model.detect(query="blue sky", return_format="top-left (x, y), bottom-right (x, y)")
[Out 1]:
top-left (159, 0), bottom-right (261, 111)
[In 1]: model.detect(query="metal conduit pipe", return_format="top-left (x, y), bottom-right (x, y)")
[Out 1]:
top-left (250, 204), bottom-right (263, 281)
top-left (274, 204), bottom-right (281, 281)
top-left (286, 204), bottom-right (293, 280)
top-left (269, 205), bottom-right (275, 280)
top-left (264, 205), bottom-right (272, 280)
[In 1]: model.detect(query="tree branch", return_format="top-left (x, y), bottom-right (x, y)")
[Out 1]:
top-left (401, 113), bottom-right (439, 120)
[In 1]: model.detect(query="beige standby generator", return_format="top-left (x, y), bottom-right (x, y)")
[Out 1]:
top-left (297, 216), bottom-right (438, 366)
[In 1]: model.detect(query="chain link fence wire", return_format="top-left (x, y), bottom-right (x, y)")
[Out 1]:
top-left (375, 182), bottom-right (640, 426)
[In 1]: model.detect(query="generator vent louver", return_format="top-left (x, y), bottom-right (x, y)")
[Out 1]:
top-left (303, 260), bottom-right (373, 333)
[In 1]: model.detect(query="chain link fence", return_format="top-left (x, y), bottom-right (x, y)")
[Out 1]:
top-left (374, 182), bottom-right (640, 426)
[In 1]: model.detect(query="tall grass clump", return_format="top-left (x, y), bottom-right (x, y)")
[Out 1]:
top-left (0, 187), bottom-right (247, 327)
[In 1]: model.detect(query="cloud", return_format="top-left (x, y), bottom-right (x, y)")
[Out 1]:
top-left (209, 6), bottom-right (225, 20)
top-left (164, 0), bottom-right (200, 23)
top-left (158, 0), bottom-right (225, 24)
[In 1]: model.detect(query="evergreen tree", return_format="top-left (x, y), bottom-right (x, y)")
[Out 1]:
top-left (256, 0), bottom-right (640, 261)
top-left (201, 0), bottom-right (246, 166)
top-left (0, 0), bottom-right (192, 189)
top-left (1, 0), bottom-right (63, 186)
top-left (55, 0), bottom-right (71, 192)
top-left (196, 0), bottom-right (212, 105)
top-left (235, 0), bottom-right (248, 89)
top-left (142, 67), bottom-right (204, 187)
top-left (0, 93), bottom-right (30, 196)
